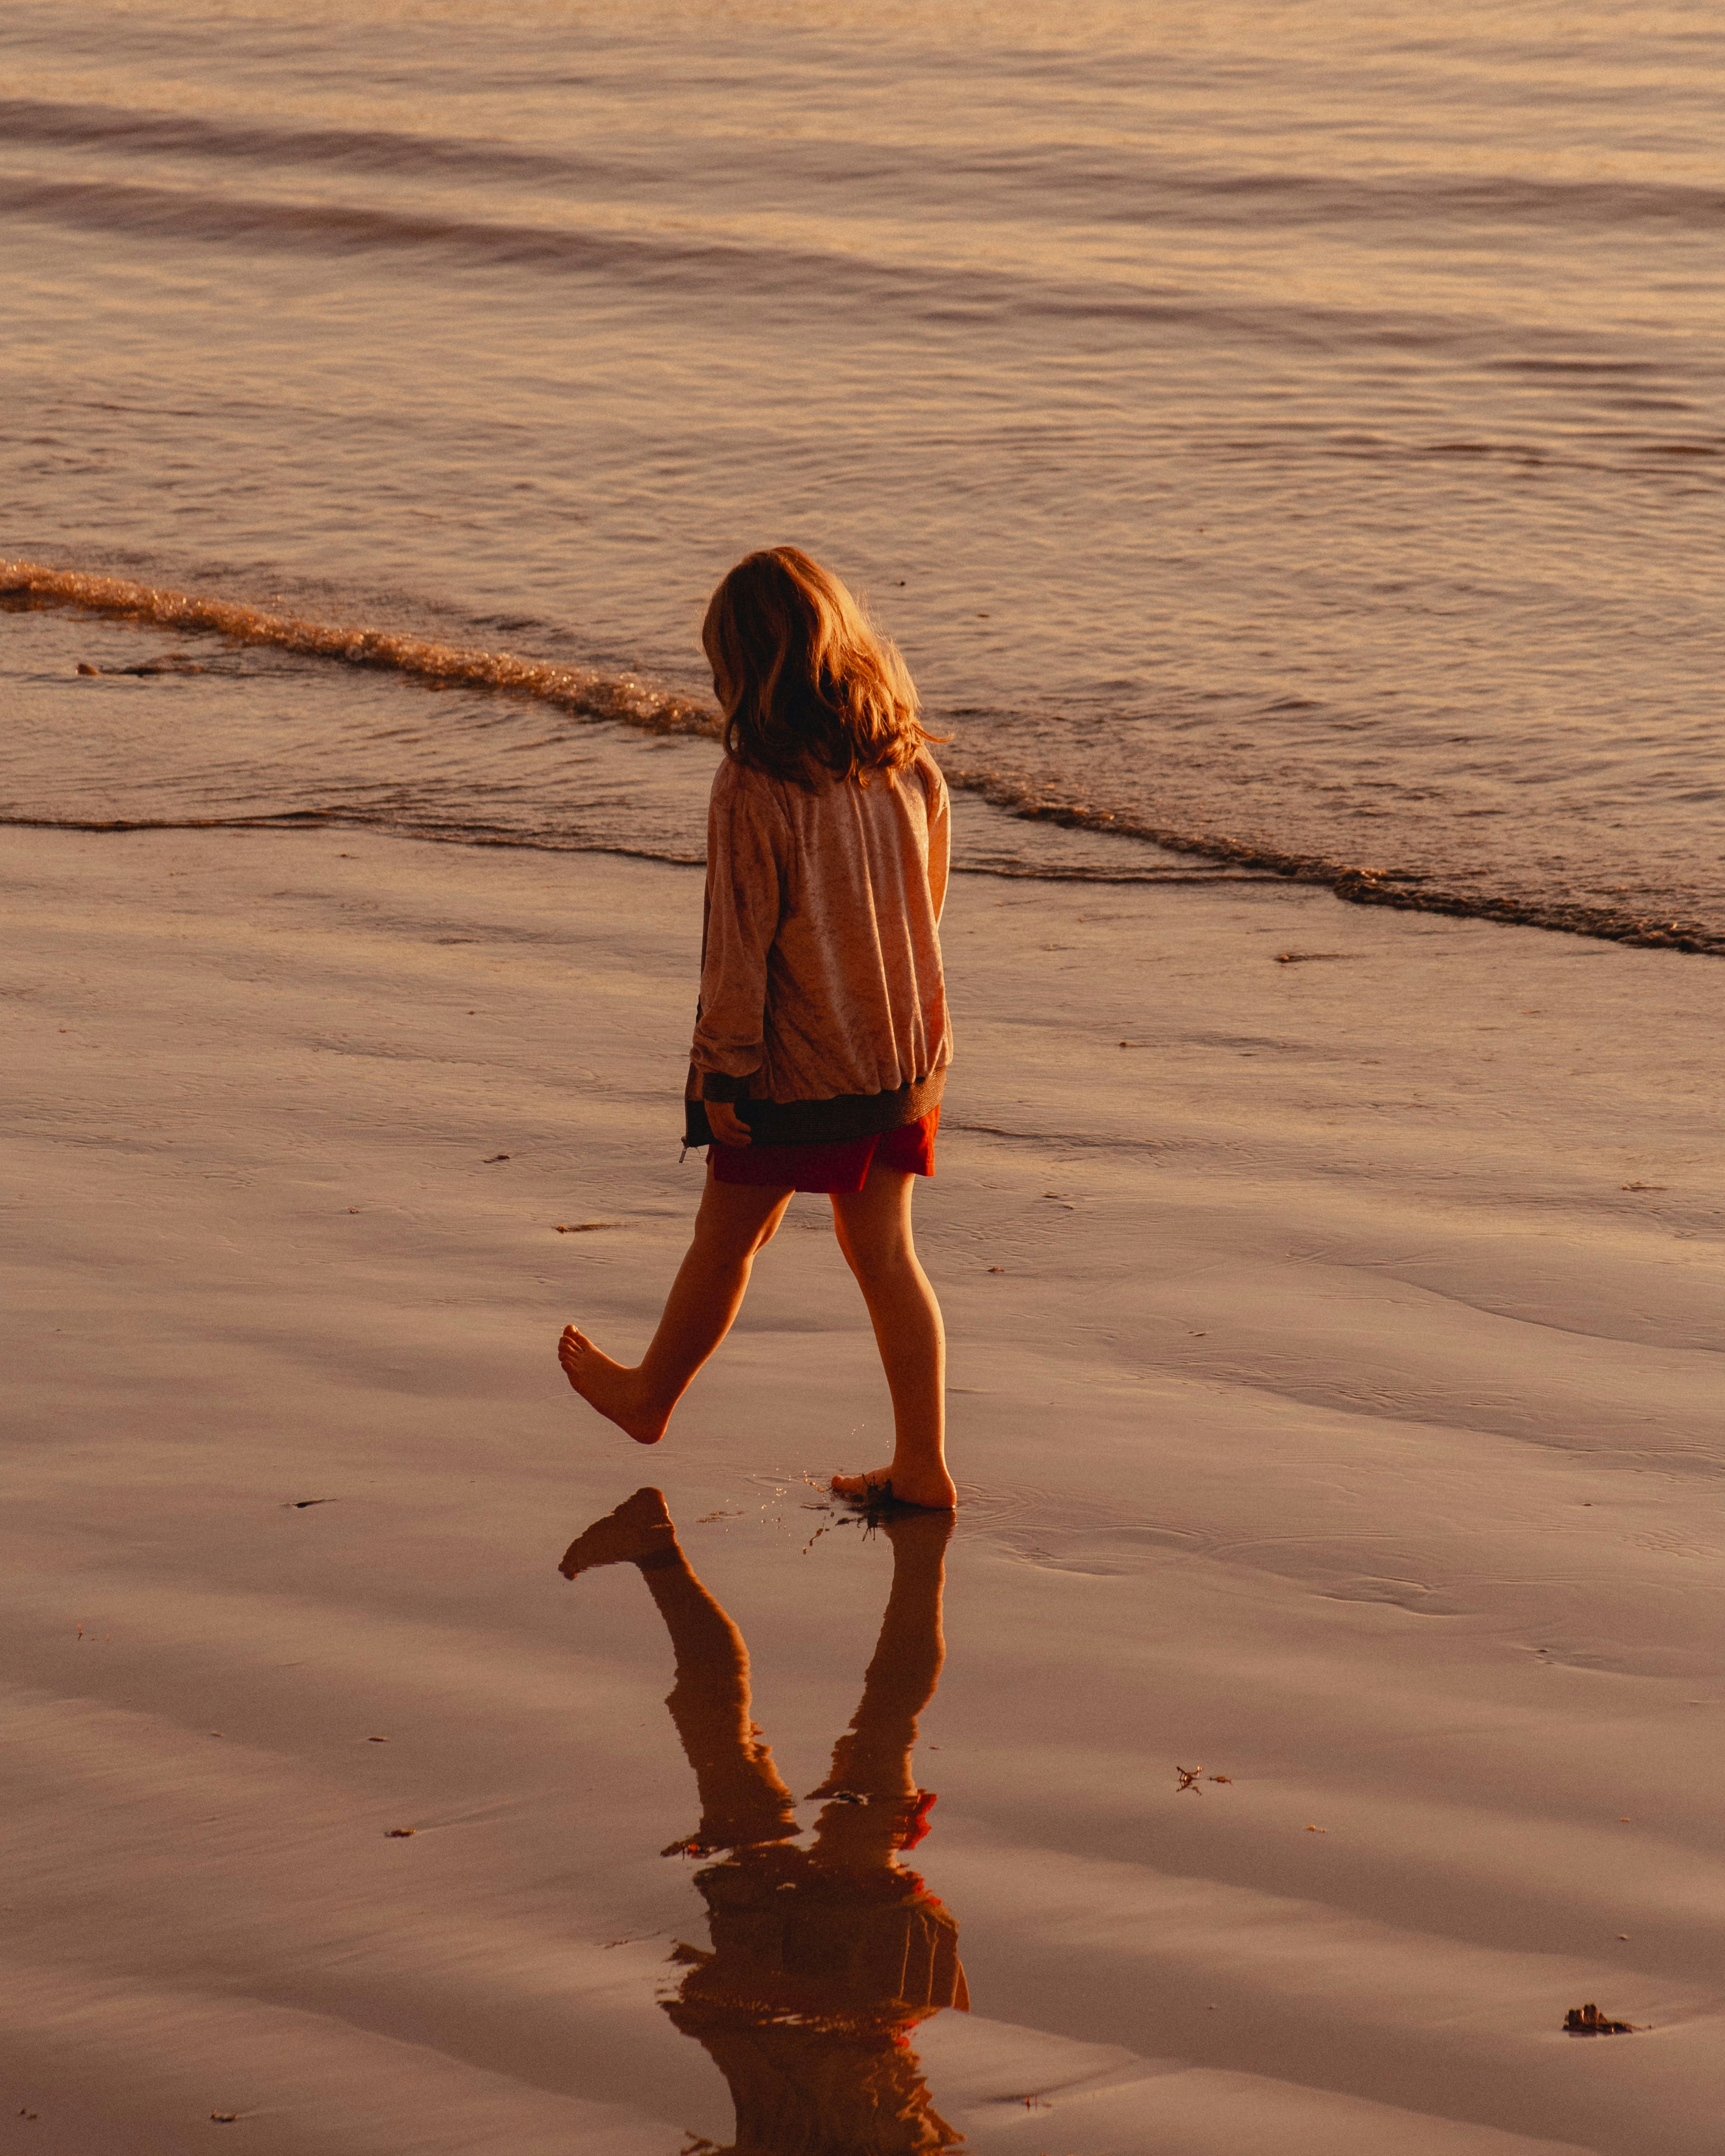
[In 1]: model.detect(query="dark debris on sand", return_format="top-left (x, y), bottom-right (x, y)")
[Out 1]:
top-left (1565, 2003), bottom-right (1636, 2035)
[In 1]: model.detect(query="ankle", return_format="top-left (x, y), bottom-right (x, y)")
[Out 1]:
top-left (634, 1361), bottom-right (688, 1411)
top-left (890, 1445), bottom-right (948, 1478)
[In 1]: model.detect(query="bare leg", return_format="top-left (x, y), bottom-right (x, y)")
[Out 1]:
top-left (559, 1489), bottom-right (797, 1850)
top-left (828, 1164), bottom-right (955, 1509)
top-left (559, 1163), bottom-right (793, 1444)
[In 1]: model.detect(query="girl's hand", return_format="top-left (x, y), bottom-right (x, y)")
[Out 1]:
top-left (706, 1100), bottom-right (752, 1148)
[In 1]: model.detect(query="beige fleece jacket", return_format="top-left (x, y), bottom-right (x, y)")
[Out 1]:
top-left (690, 749), bottom-right (953, 1107)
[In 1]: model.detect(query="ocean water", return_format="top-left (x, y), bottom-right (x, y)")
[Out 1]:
top-left (2, 0), bottom-right (1722, 945)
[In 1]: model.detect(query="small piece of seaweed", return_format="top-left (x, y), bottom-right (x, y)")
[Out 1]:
top-left (1565, 2003), bottom-right (1635, 2035)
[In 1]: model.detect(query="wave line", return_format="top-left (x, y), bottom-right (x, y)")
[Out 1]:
top-left (4, 558), bottom-right (1718, 956)
top-left (0, 558), bottom-right (713, 736)
top-left (9, 96), bottom-right (1723, 235)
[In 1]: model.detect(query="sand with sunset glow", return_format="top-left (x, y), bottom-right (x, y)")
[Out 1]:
top-left (5, 824), bottom-right (1721, 2153)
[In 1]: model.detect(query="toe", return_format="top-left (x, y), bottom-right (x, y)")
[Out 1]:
top-left (832, 1472), bottom-right (887, 1499)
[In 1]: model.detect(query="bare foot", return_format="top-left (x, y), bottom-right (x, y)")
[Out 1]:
top-left (832, 1463), bottom-right (958, 1511)
top-left (558, 1325), bottom-right (670, 1445)
top-left (559, 1486), bottom-right (677, 1578)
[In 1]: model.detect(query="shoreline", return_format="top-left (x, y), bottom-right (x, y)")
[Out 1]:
top-left (8, 557), bottom-right (1720, 957)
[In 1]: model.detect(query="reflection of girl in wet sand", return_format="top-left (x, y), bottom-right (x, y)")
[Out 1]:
top-left (561, 1489), bottom-right (967, 2156)
top-left (557, 548), bottom-right (956, 1511)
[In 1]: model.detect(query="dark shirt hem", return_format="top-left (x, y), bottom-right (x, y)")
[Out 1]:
top-left (684, 1069), bottom-right (947, 1149)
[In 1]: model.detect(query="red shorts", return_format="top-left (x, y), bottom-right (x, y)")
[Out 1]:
top-left (709, 1109), bottom-right (939, 1195)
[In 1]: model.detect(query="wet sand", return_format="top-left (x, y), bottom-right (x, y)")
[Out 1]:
top-left (4, 824), bottom-right (1722, 2154)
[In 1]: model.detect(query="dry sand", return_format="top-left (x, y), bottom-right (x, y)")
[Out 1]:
top-left (4, 822), bottom-right (1721, 2154)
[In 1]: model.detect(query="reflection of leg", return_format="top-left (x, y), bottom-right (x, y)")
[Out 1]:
top-left (559, 1486), bottom-right (677, 1576)
top-left (638, 1561), bottom-right (793, 1845)
top-left (811, 1510), bottom-right (953, 1853)
top-left (558, 1167), bottom-right (793, 1446)
top-left (638, 1542), bottom-right (798, 1853)
top-left (561, 1489), bottom-right (797, 1849)
top-left (829, 1167), bottom-right (956, 1511)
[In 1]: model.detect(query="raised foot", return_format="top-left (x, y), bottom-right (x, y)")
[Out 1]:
top-left (831, 1464), bottom-right (958, 1512)
top-left (558, 1325), bottom-right (670, 1445)
top-left (560, 1487), bottom-right (677, 1578)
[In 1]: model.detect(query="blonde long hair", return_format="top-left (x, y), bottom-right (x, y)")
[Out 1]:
top-left (702, 547), bottom-right (934, 786)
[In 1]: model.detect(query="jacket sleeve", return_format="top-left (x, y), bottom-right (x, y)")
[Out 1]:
top-left (690, 763), bottom-right (787, 1100)
top-left (923, 755), bottom-right (951, 923)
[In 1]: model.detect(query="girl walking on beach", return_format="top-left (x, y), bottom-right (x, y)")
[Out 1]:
top-left (559, 547), bottom-right (956, 1510)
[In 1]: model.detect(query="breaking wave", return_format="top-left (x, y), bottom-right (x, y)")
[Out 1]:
top-left (2, 558), bottom-right (1719, 954)
top-left (0, 558), bottom-right (712, 734)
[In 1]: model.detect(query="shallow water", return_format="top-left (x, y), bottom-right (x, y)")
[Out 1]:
top-left (3, 0), bottom-right (1722, 943)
